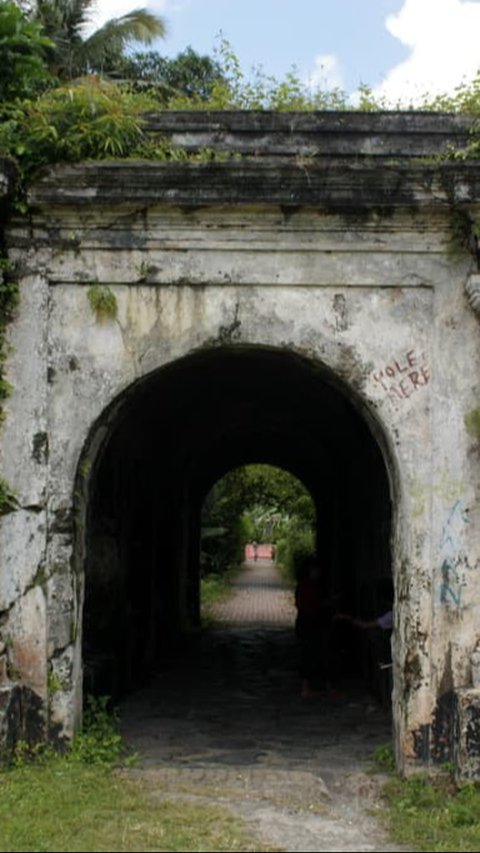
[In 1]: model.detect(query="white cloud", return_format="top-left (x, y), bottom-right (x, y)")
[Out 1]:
top-left (376, 0), bottom-right (480, 105)
top-left (305, 54), bottom-right (345, 91)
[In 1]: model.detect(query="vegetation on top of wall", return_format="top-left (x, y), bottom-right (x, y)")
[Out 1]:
top-left (1, 0), bottom-right (479, 197)
top-left (3, 4), bottom-right (480, 204)
top-left (165, 36), bottom-right (352, 112)
top-left (0, 79), bottom-right (159, 188)
top-left (447, 210), bottom-right (480, 264)
top-left (418, 72), bottom-right (480, 164)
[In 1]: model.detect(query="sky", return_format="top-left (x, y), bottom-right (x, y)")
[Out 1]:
top-left (89, 0), bottom-right (480, 104)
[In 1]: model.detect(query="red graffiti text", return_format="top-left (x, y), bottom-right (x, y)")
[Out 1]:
top-left (373, 349), bottom-right (431, 402)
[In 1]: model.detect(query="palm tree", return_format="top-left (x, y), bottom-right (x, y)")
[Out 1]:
top-left (32, 0), bottom-right (166, 79)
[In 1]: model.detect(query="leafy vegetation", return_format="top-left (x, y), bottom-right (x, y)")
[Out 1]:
top-left (0, 1), bottom-right (53, 101)
top-left (370, 743), bottom-right (480, 852)
top-left (200, 566), bottom-right (242, 625)
top-left (68, 695), bottom-right (126, 766)
top-left (382, 773), bottom-right (480, 852)
top-left (275, 524), bottom-right (315, 585)
top-left (87, 284), bottom-right (118, 322)
top-left (3, 12), bottom-right (480, 204)
top-left (0, 78), bottom-right (159, 182)
top-left (115, 46), bottom-right (226, 103)
top-left (175, 36), bottom-right (350, 111)
top-left (423, 69), bottom-right (480, 117)
top-left (371, 742), bottom-right (396, 773)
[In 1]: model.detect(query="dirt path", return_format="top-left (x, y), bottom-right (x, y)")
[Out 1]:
top-left (119, 561), bottom-right (412, 852)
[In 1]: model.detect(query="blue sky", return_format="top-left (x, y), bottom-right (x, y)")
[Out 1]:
top-left (91, 0), bottom-right (480, 103)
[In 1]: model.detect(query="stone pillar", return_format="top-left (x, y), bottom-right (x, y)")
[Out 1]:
top-left (0, 273), bottom-right (50, 748)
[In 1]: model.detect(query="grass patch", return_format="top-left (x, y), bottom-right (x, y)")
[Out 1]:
top-left (382, 772), bottom-right (480, 852)
top-left (371, 743), bottom-right (396, 773)
top-left (201, 573), bottom-right (231, 609)
top-left (200, 566), bottom-right (241, 624)
top-left (0, 758), bottom-right (264, 852)
top-left (0, 698), bottom-right (266, 852)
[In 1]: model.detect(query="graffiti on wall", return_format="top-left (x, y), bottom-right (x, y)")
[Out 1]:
top-left (372, 349), bottom-right (431, 402)
top-left (439, 500), bottom-right (470, 607)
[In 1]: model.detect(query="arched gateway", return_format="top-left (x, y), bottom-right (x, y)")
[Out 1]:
top-left (1, 112), bottom-right (480, 778)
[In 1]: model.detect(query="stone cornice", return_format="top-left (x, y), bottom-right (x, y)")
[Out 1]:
top-left (27, 159), bottom-right (480, 212)
top-left (142, 110), bottom-right (474, 159)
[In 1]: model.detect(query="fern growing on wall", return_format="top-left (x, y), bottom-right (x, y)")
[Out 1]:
top-left (87, 284), bottom-right (118, 322)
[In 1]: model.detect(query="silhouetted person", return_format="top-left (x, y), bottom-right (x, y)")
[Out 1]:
top-left (252, 541), bottom-right (258, 562)
top-left (294, 556), bottom-right (339, 699)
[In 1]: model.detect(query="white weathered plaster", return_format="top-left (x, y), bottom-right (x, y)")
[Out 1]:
top-left (0, 509), bottom-right (47, 611)
top-left (8, 586), bottom-right (47, 698)
top-left (2, 178), bottom-right (480, 775)
top-left (0, 275), bottom-right (49, 505)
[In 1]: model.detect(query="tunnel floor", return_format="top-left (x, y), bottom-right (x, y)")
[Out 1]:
top-left (118, 561), bottom-right (406, 852)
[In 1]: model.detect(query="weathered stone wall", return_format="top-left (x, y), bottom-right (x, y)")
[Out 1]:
top-left (1, 113), bottom-right (480, 776)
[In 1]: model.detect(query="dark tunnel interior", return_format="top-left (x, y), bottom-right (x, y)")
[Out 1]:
top-left (81, 346), bottom-right (393, 701)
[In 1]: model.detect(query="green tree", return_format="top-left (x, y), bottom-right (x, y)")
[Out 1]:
top-left (0, 1), bottom-right (53, 100)
top-left (116, 46), bottom-right (225, 103)
top-left (31, 0), bottom-right (166, 78)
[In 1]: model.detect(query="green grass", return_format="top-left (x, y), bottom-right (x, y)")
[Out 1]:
top-left (382, 771), bottom-right (480, 852)
top-left (200, 566), bottom-right (242, 624)
top-left (201, 573), bottom-right (231, 609)
top-left (0, 698), bottom-right (267, 852)
top-left (0, 756), bottom-right (265, 852)
top-left (371, 743), bottom-right (396, 773)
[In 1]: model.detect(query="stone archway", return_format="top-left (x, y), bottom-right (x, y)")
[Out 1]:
top-left (75, 344), bottom-right (397, 738)
top-left (3, 113), bottom-right (480, 777)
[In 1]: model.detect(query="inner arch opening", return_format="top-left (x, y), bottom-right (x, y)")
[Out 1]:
top-left (199, 463), bottom-right (316, 618)
top-left (81, 346), bottom-right (393, 706)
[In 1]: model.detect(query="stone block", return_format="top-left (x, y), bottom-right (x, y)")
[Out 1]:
top-left (0, 510), bottom-right (47, 610)
top-left (454, 688), bottom-right (480, 780)
top-left (8, 586), bottom-right (47, 698)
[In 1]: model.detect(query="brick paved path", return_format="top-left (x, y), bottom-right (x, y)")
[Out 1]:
top-left (209, 559), bottom-right (296, 627)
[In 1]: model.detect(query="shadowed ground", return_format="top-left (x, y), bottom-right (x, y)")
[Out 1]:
top-left (119, 560), bottom-right (410, 852)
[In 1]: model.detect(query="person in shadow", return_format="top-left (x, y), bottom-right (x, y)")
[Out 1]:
top-left (294, 555), bottom-right (341, 699)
